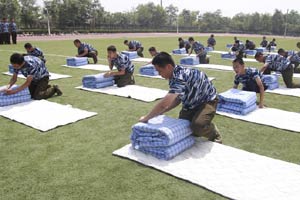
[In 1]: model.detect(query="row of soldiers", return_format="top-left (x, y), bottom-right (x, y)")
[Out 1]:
top-left (0, 18), bottom-right (18, 45)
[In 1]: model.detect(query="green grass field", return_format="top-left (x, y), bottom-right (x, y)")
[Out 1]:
top-left (0, 35), bottom-right (300, 200)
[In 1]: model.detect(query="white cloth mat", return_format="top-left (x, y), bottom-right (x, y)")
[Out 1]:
top-left (266, 87), bottom-right (300, 97)
top-left (113, 138), bottom-right (300, 200)
top-left (0, 100), bottom-right (97, 132)
top-left (136, 74), bottom-right (215, 81)
top-left (61, 64), bottom-right (110, 71)
top-left (131, 57), bottom-right (152, 63)
top-left (3, 72), bottom-right (71, 80)
top-left (222, 57), bottom-right (257, 62)
top-left (76, 85), bottom-right (168, 102)
top-left (217, 107), bottom-right (300, 132)
top-left (191, 64), bottom-right (233, 71)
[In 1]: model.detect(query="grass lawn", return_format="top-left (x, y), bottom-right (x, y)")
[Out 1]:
top-left (0, 35), bottom-right (300, 200)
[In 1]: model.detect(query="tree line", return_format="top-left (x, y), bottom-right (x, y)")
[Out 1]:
top-left (1, 0), bottom-right (300, 36)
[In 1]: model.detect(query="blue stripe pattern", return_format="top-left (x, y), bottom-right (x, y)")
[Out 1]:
top-left (0, 86), bottom-right (31, 107)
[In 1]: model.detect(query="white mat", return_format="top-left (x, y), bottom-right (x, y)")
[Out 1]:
top-left (222, 57), bottom-right (257, 62)
top-left (3, 72), bottom-right (71, 80)
top-left (76, 85), bottom-right (168, 102)
top-left (0, 100), bottom-right (97, 132)
top-left (136, 74), bottom-right (215, 81)
top-left (293, 73), bottom-right (300, 78)
top-left (266, 87), bottom-right (300, 97)
top-left (217, 107), bottom-right (300, 132)
top-left (113, 139), bottom-right (300, 200)
top-left (131, 57), bottom-right (152, 63)
top-left (191, 64), bottom-right (233, 71)
top-left (61, 64), bottom-right (110, 71)
top-left (210, 50), bottom-right (228, 54)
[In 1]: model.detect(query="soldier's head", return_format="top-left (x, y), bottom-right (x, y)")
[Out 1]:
top-left (24, 43), bottom-right (34, 52)
top-left (107, 45), bottom-right (118, 59)
top-left (152, 52), bottom-right (175, 79)
top-left (73, 39), bottom-right (82, 48)
top-left (10, 53), bottom-right (25, 69)
top-left (232, 58), bottom-right (245, 75)
top-left (254, 52), bottom-right (265, 63)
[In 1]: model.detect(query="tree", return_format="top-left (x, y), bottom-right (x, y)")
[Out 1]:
top-left (19, 0), bottom-right (40, 28)
top-left (0, 0), bottom-right (20, 19)
top-left (135, 2), bottom-right (166, 28)
top-left (272, 9), bottom-right (285, 35)
top-left (165, 4), bottom-right (178, 26)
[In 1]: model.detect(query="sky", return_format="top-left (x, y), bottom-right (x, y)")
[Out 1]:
top-left (36, 0), bottom-right (298, 17)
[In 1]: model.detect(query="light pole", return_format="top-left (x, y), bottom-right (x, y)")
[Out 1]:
top-left (284, 9), bottom-right (289, 38)
top-left (43, 1), bottom-right (51, 36)
top-left (176, 15), bottom-right (179, 33)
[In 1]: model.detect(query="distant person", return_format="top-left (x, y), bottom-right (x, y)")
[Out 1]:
top-left (24, 43), bottom-right (46, 63)
top-left (207, 34), bottom-right (216, 49)
top-left (232, 58), bottom-right (266, 108)
top-left (124, 40), bottom-right (144, 57)
top-left (73, 39), bottom-right (98, 64)
top-left (266, 38), bottom-right (277, 52)
top-left (148, 47), bottom-right (160, 57)
top-left (2, 18), bottom-right (10, 44)
top-left (139, 52), bottom-right (222, 143)
top-left (10, 18), bottom-right (17, 44)
top-left (278, 48), bottom-right (300, 73)
top-left (6, 53), bottom-right (62, 99)
top-left (255, 52), bottom-right (300, 88)
top-left (188, 37), bottom-right (209, 64)
top-left (245, 40), bottom-right (256, 50)
top-left (297, 42), bottom-right (300, 49)
top-left (260, 36), bottom-right (268, 48)
top-left (231, 40), bottom-right (245, 59)
top-left (178, 37), bottom-right (191, 53)
top-left (105, 45), bottom-right (135, 87)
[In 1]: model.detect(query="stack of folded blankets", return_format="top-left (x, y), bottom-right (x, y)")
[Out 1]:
top-left (217, 89), bottom-right (257, 115)
top-left (66, 57), bottom-right (88, 66)
top-left (139, 64), bottom-right (159, 76)
top-left (180, 56), bottom-right (199, 65)
top-left (0, 85), bottom-right (31, 107)
top-left (255, 47), bottom-right (266, 53)
top-left (172, 48), bottom-right (187, 54)
top-left (205, 47), bottom-right (213, 52)
top-left (130, 115), bottom-right (195, 160)
top-left (121, 51), bottom-right (139, 59)
top-left (221, 53), bottom-right (236, 59)
top-left (82, 73), bottom-right (114, 89)
top-left (262, 74), bottom-right (279, 90)
top-left (244, 50), bottom-right (257, 56)
top-left (226, 44), bottom-right (233, 49)
top-left (270, 46), bottom-right (276, 51)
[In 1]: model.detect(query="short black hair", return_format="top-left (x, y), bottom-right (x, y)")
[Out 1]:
top-left (123, 40), bottom-right (128, 44)
top-left (10, 53), bottom-right (24, 65)
top-left (246, 40), bottom-right (249, 43)
top-left (210, 34), bottom-right (214, 37)
top-left (73, 39), bottom-right (81, 43)
top-left (107, 45), bottom-right (117, 52)
top-left (235, 40), bottom-right (240, 44)
top-left (233, 57), bottom-right (244, 65)
top-left (178, 37), bottom-right (183, 41)
top-left (272, 38), bottom-right (276, 41)
top-left (188, 37), bottom-right (194, 42)
top-left (277, 48), bottom-right (285, 54)
top-left (152, 52), bottom-right (175, 68)
top-left (148, 47), bottom-right (156, 52)
top-left (254, 52), bottom-right (264, 59)
top-left (24, 43), bottom-right (32, 49)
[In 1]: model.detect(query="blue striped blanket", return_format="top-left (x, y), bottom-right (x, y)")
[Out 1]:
top-left (172, 48), bottom-right (187, 54)
top-left (139, 65), bottom-right (159, 76)
top-left (226, 44), bottom-right (233, 49)
top-left (245, 50), bottom-right (257, 56)
top-left (8, 65), bottom-right (21, 74)
top-left (217, 89), bottom-right (257, 115)
top-left (221, 53), bottom-right (236, 59)
top-left (205, 47), bottom-right (213, 52)
top-left (131, 115), bottom-right (194, 160)
top-left (0, 86), bottom-right (31, 107)
top-left (136, 136), bottom-right (195, 160)
top-left (121, 51), bottom-right (138, 59)
top-left (66, 57), bottom-right (88, 66)
top-left (180, 56), bottom-right (199, 65)
top-left (255, 47), bottom-right (266, 53)
top-left (82, 73), bottom-right (114, 88)
top-left (262, 74), bottom-right (279, 90)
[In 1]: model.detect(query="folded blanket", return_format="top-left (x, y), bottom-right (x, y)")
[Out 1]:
top-left (205, 47), bottom-right (213, 52)
top-left (139, 65), bottom-right (159, 76)
top-left (82, 73), bottom-right (114, 89)
top-left (221, 53), bottom-right (236, 59)
top-left (66, 57), bottom-right (88, 66)
top-left (180, 56), bottom-right (199, 65)
top-left (135, 136), bottom-right (195, 160)
top-left (245, 50), bottom-right (257, 56)
top-left (218, 89), bottom-right (257, 108)
top-left (255, 47), bottom-right (266, 53)
top-left (172, 48), bottom-right (187, 54)
top-left (83, 80), bottom-right (114, 89)
top-left (217, 103), bottom-right (257, 115)
top-left (131, 115), bottom-right (193, 148)
top-left (0, 86), bottom-right (31, 107)
top-left (226, 44), bottom-right (233, 48)
top-left (262, 75), bottom-right (279, 90)
top-left (121, 51), bottom-right (139, 59)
